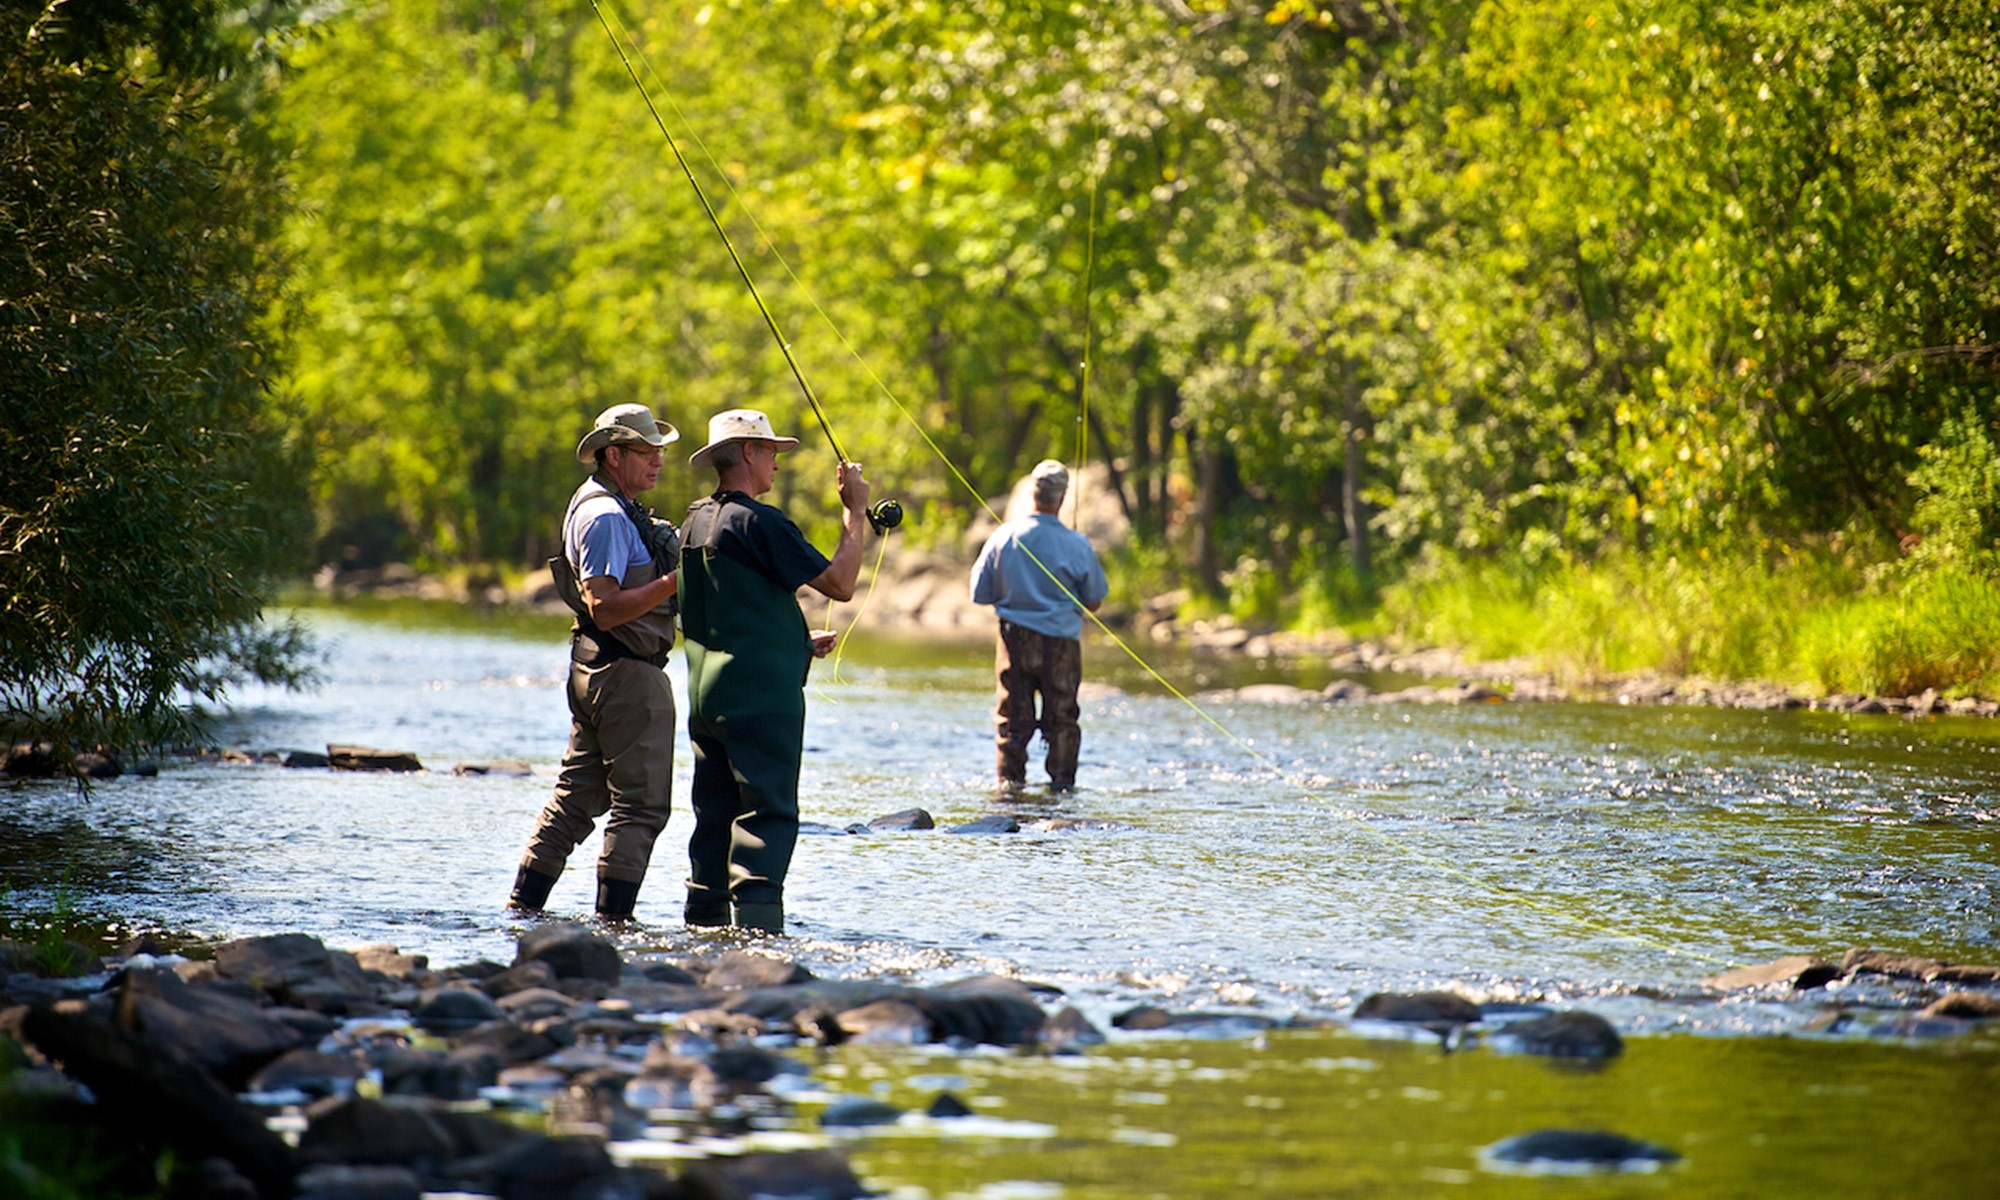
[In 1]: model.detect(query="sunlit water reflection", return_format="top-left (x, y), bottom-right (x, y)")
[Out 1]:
top-left (4, 604), bottom-right (1997, 1043)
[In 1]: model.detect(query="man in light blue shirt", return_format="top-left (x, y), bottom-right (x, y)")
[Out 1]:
top-left (969, 460), bottom-right (1108, 793)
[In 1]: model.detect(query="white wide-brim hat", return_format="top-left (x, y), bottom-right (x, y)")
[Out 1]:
top-left (689, 408), bottom-right (800, 469)
top-left (575, 403), bottom-right (679, 465)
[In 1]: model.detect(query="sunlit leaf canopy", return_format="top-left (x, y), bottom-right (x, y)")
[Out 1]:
top-left (271, 0), bottom-right (1997, 596)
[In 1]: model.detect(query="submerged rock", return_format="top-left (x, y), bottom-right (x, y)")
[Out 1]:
top-left (1839, 947), bottom-right (2000, 984)
top-left (948, 815), bottom-right (1021, 834)
top-left (1488, 1011), bottom-right (1623, 1059)
top-left (868, 807), bottom-right (936, 831)
top-left (1922, 991), bottom-right (2000, 1019)
top-left (820, 1095), bottom-right (905, 1127)
top-left (1482, 1129), bottom-right (1680, 1172)
top-left (1352, 990), bottom-right (1483, 1025)
top-left (1703, 955), bottom-right (1840, 992)
top-left (681, 1150), bottom-right (870, 1200)
top-left (326, 744), bottom-right (423, 772)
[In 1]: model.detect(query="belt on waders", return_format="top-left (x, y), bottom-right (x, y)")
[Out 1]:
top-left (571, 622), bottom-right (669, 669)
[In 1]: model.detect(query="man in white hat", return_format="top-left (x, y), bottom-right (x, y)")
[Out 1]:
top-left (969, 459), bottom-right (1107, 793)
top-left (677, 408), bottom-right (871, 933)
top-left (509, 402), bottom-right (683, 920)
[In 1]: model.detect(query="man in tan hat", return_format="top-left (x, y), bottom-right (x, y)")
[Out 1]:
top-left (677, 408), bottom-right (871, 933)
top-left (509, 402), bottom-right (683, 920)
top-left (969, 459), bottom-right (1107, 793)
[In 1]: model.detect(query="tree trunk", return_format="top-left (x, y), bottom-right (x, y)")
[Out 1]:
top-left (1341, 367), bottom-right (1372, 579)
top-left (1193, 428), bottom-right (1223, 599)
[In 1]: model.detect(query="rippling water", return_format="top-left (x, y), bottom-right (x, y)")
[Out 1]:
top-left (6, 603), bottom-right (1999, 1197)
top-left (5, 603), bottom-right (1995, 1037)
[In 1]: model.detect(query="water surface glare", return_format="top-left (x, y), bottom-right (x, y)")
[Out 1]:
top-left (4, 605), bottom-right (1997, 1040)
top-left (8, 606), bottom-right (1999, 1197)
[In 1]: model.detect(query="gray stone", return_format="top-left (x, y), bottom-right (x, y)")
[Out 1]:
top-left (680, 1149), bottom-right (869, 1200)
top-left (110, 968), bottom-right (311, 1087)
top-left (248, 1048), bottom-right (366, 1100)
top-left (496, 986), bottom-right (576, 1021)
top-left (948, 815), bottom-right (1020, 834)
top-left (868, 807), bottom-right (936, 831)
top-left (1703, 955), bottom-right (1839, 991)
top-left (326, 744), bottom-right (423, 772)
top-left (297, 1096), bottom-right (454, 1168)
top-left (1921, 991), bottom-right (2000, 1019)
top-left (415, 986), bottom-right (504, 1033)
top-left (834, 999), bottom-right (930, 1045)
top-left (1490, 1011), bottom-right (1623, 1059)
top-left (351, 946), bottom-right (428, 979)
top-left (1352, 990), bottom-right (1483, 1024)
top-left (514, 924), bottom-right (621, 984)
top-left (702, 949), bottom-right (813, 990)
top-left (294, 1165), bottom-right (422, 1200)
top-left (20, 996), bottom-right (297, 1195)
top-left (820, 1096), bottom-right (904, 1127)
top-left (1483, 1129), bottom-right (1679, 1170)
top-left (916, 975), bottom-right (1049, 1046)
top-left (1039, 1004), bottom-right (1106, 1053)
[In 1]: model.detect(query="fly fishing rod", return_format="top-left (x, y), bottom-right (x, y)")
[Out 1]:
top-left (587, 0), bottom-right (902, 536)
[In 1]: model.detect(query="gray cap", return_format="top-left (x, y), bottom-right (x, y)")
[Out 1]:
top-left (1031, 459), bottom-right (1069, 503)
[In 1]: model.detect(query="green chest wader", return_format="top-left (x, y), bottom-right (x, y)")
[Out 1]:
top-left (679, 515), bottom-right (814, 927)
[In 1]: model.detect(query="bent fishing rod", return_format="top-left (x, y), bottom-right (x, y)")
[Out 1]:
top-left (587, 0), bottom-right (903, 536)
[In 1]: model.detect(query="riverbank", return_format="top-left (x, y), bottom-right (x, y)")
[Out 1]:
top-left (4, 918), bottom-right (1996, 1199)
top-left (303, 550), bottom-right (2000, 723)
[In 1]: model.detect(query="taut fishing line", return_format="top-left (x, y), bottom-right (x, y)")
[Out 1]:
top-left (1072, 121), bottom-right (1102, 525)
top-left (584, 2), bottom-right (1739, 972)
top-left (584, 0), bottom-right (903, 542)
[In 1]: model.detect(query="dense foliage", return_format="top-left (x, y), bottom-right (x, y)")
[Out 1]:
top-left (268, 1), bottom-right (1996, 684)
top-left (0, 0), bottom-right (313, 756)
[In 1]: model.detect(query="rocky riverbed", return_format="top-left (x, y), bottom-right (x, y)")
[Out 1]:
top-left (4, 915), bottom-right (1996, 1200)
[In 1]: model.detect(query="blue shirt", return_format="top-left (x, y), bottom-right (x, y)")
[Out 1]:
top-left (565, 477), bottom-right (649, 584)
top-left (969, 512), bottom-right (1107, 640)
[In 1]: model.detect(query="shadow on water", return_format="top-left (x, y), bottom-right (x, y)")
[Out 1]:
top-left (818, 1028), bottom-right (2000, 1199)
top-left (6, 601), bottom-right (1998, 1194)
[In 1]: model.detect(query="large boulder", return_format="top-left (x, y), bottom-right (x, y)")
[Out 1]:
top-left (21, 996), bottom-right (296, 1196)
top-left (514, 925), bottom-right (621, 985)
top-left (212, 933), bottom-right (375, 1008)
top-left (296, 1096), bottom-right (455, 1169)
top-left (913, 976), bottom-right (1050, 1046)
top-left (109, 967), bottom-right (312, 1087)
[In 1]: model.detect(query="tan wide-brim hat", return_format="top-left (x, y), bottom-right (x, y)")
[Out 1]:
top-left (575, 403), bottom-right (679, 465)
top-left (688, 408), bottom-right (800, 469)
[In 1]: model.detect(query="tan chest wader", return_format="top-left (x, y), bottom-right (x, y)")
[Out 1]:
top-left (511, 476), bottom-right (680, 919)
top-left (678, 496), bottom-right (813, 933)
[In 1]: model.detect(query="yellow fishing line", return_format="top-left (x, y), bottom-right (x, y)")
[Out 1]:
top-left (592, 2), bottom-right (1742, 972)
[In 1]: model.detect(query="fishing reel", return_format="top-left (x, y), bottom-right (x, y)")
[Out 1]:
top-left (867, 498), bottom-right (904, 536)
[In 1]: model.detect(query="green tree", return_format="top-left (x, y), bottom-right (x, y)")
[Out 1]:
top-left (0, 0), bottom-right (312, 761)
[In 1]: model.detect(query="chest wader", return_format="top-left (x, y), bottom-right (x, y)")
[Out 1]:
top-left (512, 476), bottom-right (679, 920)
top-left (679, 504), bottom-right (812, 933)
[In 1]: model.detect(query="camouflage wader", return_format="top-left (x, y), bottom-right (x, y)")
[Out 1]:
top-left (995, 619), bottom-right (1084, 789)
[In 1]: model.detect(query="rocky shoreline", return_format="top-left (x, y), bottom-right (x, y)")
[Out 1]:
top-left (311, 556), bottom-right (2000, 722)
top-left (3, 922), bottom-right (1996, 1199)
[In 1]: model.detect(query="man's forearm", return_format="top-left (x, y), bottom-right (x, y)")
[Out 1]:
top-left (584, 571), bottom-right (678, 629)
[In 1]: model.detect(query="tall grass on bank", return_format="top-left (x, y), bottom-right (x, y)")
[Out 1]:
top-left (1357, 548), bottom-right (2000, 698)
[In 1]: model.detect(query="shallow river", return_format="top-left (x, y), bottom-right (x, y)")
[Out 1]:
top-left (5, 602), bottom-right (1997, 1197)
